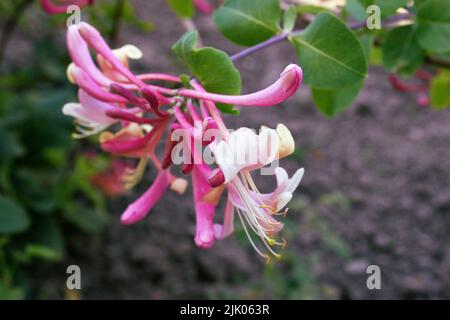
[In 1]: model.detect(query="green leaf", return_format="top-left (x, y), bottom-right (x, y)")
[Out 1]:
top-left (346, 0), bottom-right (408, 21)
top-left (166, 0), bottom-right (194, 18)
top-left (27, 216), bottom-right (65, 261)
top-left (382, 25), bottom-right (425, 76)
top-left (360, 33), bottom-right (374, 61)
top-left (290, 12), bottom-right (368, 88)
top-left (283, 6), bottom-right (297, 33)
top-left (63, 205), bottom-right (107, 234)
top-left (345, 0), bottom-right (371, 21)
top-left (430, 71), bottom-right (450, 109)
top-left (0, 128), bottom-right (24, 162)
top-left (416, 0), bottom-right (450, 53)
top-left (213, 0), bottom-right (282, 46)
top-left (296, 5), bottom-right (329, 15)
top-left (0, 195), bottom-right (30, 234)
top-left (172, 32), bottom-right (242, 113)
top-left (25, 244), bottom-right (61, 261)
top-left (0, 282), bottom-right (24, 300)
top-left (172, 31), bottom-right (198, 66)
top-left (376, 0), bottom-right (408, 18)
top-left (312, 81), bottom-right (363, 117)
top-left (189, 48), bottom-right (241, 96)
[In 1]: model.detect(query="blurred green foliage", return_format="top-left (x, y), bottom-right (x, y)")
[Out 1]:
top-left (0, 0), bottom-right (157, 299)
top-left (0, 71), bottom-right (109, 298)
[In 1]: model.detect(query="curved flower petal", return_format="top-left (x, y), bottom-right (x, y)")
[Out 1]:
top-left (70, 66), bottom-right (126, 103)
top-left (192, 166), bottom-right (215, 249)
top-left (212, 127), bottom-right (279, 183)
top-left (40, 0), bottom-right (93, 15)
top-left (259, 167), bottom-right (305, 211)
top-left (63, 89), bottom-right (120, 137)
top-left (67, 24), bottom-right (112, 87)
top-left (121, 170), bottom-right (170, 225)
top-left (77, 22), bottom-right (146, 87)
top-left (179, 64), bottom-right (302, 107)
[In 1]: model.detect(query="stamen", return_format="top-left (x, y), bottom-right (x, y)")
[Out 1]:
top-left (122, 157), bottom-right (149, 190)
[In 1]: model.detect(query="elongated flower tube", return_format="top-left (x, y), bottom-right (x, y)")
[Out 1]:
top-left (192, 166), bottom-right (216, 248)
top-left (194, 0), bottom-right (213, 14)
top-left (77, 22), bottom-right (147, 88)
top-left (121, 170), bottom-right (171, 225)
top-left (69, 66), bottom-right (126, 103)
top-left (67, 24), bottom-right (113, 88)
top-left (179, 64), bottom-right (302, 107)
top-left (40, 0), bottom-right (93, 14)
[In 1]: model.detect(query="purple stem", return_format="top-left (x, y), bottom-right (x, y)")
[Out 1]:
top-left (231, 33), bottom-right (290, 62)
top-left (231, 12), bottom-right (413, 63)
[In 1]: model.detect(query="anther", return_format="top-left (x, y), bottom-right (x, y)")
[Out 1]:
top-left (208, 168), bottom-right (225, 188)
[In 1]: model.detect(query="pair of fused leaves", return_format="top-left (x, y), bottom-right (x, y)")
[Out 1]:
top-left (213, 0), bottom-right (368, 117)
top-left (172, 31), bottom-right (242, 114)
top-left (382, 0), bottom-right (450, 77)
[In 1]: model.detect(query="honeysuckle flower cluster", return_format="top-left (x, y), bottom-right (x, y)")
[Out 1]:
top-left (62, 21), bottom-right (304, 261)
top-left (40, 0), bottom-right (94, 14)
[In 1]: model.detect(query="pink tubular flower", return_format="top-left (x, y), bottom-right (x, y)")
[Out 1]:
top-left (194, 0), bottom-right (214, 14)
top-left (178, 64), bottom-right (302, 107)
top-left (40, 0), bottom-right (93, 15)
top-left (61, 22), bottom-right (305, 260)
top-left (192, 166), bottom-right (216, 248)
top-left (121, 170), bottom-right (171, 225)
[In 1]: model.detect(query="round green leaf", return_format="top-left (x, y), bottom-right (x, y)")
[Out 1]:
top-left (172, 32), bottom-right (242, 114)
top-left (0, 195), bottom-right (30, 234)
top-left (430, 71), bottom-right (450, 110)
top-left (382, 25), bottom-right (425, 76)
top-left (291, 12), bottom-right (368, 88)
top-left (172, 31), bottom-right (198, 66)
top-left (312, 81), bottom-right (364, 117)
top-left (416, 0), bottom-right (450, 53)
top-left (283, 6), bottom-right (297, 33)
top-left (213, 0), bottom-right (281, 46)
top-left (166, 0), bottom-right (194, 18)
